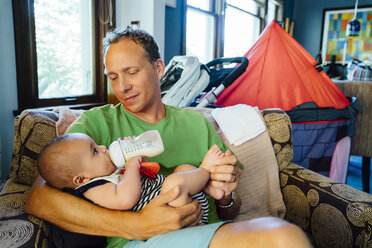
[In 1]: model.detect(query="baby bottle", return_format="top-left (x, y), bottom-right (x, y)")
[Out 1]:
top-left (108, 130), bottom-right (164, 168)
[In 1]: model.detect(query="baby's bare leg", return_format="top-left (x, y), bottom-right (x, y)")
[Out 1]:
top-left (161, 145), bottom-right (226, 207)
top-left (161, 164), bottom-right (209, 207)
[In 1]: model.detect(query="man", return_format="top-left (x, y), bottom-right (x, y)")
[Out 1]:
top-left (26, 27), bottom-right (311, 247)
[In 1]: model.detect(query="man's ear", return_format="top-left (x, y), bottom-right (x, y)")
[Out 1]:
top-left (73, 175), bottom-right (90, 186)
top-left (155, 59), bottom-right (165, 79)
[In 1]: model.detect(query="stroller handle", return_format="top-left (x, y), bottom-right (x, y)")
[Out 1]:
top-left (206, 57), bottom-right (249, 88)
top-left (206, 57), bottom-right (247, 67)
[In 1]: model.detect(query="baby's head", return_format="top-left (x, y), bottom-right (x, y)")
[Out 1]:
top-left (38, 133), bottom-right (116, 189)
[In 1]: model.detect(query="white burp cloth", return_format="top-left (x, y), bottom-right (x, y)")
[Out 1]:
top-left (211, 104), bottom-right (266, 146)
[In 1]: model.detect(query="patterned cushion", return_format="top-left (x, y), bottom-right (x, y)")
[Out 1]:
top-left (10, 110), bottom-right (58, 185)
top-left (0, 110), bottom-right (56, 247)
top-left (0, 178), bottom-right (50, 247)
top-left (261, 109), bottom-right (293, 171)
top-left (281, 163), bottom-right (372, 248)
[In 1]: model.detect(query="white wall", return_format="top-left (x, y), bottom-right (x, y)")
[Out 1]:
top-left (116, 0), bottom-right (165, 59)
top-left (0, 0), bottom-right (18, 180)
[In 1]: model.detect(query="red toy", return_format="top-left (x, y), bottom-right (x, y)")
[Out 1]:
top-left (121, 162), bottom-right (160, 179)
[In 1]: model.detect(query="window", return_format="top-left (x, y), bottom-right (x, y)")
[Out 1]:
top-left (223, 0), bottom-right (262, 57)
top-left (185, 0), bottom-right (283, 61)
top-left (267, 0), bottom-right (284, 24)
top-left (12, 0), bottom-right (115, 113)
top-left (185, 0), bottom-right (217, 63)
top-left (34, 0), bottom-right (94, 99)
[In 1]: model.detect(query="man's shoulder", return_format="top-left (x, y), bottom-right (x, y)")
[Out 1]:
top-left (166, 105), bottom-right (205, 119)
top-left (85, 104), bottom-right (120, 115)
top-left (66, 104), bottom-right (120, 133)
top-left (78, 104), bottom-right (123, 121)
top-left (67, 104), bottom-right (123, 142)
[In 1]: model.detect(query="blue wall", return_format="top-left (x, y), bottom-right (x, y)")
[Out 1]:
top-left (284, 0), bottom-right (294, 19)
top-left (164, 0), bottom-right (184, 65)
top-left (291, 0), bottom-right (371, 58)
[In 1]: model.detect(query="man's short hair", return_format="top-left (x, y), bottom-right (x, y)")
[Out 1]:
top-left (102, 27), bottom-right (161, 72)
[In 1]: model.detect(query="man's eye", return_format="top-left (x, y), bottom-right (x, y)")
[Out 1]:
top-left (93, 148), bottom-right (98, 155)
top-left (110, 77), bottom-right (117, 81)
top-left (128, 70), bottom-right (138, 75)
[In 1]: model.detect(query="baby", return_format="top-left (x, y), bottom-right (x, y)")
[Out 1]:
top-left (37, 133), bottom-right (225, 224)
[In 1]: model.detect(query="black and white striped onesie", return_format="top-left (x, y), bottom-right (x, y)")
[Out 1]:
top-left (73, 171), bottom-right (209, 224)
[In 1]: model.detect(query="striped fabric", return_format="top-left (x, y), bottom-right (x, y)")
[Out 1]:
top-left (191, 191), bottom-right (209, 224)
top-left (131, 174), bottom-right (165, 212)
top-left (131, 174), bottom-right (209, 224)
top-left (347, 59), bottom-right (372, 81)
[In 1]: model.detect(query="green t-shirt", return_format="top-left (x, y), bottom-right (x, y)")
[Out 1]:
top-left (66, 104), bottom-right (230, 246)
top-left (67, 104), bottom-right (229, 178)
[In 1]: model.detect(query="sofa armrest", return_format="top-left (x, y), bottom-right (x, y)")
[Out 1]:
top-left (11, 110), bottom-right (58, 186)
top-left (262, 109), bottom-right (293, 170)
top-left (280, 162), bottom-right (372, 248)
top-left (0, 177), bottom-right (50, 247)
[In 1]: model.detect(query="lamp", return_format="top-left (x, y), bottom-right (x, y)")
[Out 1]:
top-left (346, 0), bottom-right (361, 36)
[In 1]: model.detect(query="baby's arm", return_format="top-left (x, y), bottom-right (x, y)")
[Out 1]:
top-left (83, 157), bottom-right (142, 210)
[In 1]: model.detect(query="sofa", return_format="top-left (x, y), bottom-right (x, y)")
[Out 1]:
top-left (1, 107), bottom-right (371, 248)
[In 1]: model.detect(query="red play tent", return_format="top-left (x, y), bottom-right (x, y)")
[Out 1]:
top-left (216, 20), bottom-right (350, 112)
top-left (215, 20), bottom-right (360, 176)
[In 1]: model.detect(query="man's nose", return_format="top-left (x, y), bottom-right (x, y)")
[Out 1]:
top-left (118, 76), bottom-right (132, 92)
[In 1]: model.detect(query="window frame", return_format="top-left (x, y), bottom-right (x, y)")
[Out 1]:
top-left (183, 0), bottom-right (283, 59)
top-left (12, 0), bottom-right (115, 114)
top-left (223, 2), bottom-right (263, 57)
top-left (184, 2), bottom-right (222, 60)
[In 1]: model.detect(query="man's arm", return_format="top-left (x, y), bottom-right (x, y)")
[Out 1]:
top-left (215, 191), bottom-right (242, 220)
top-left (25, 176), bottom-right (203, 240)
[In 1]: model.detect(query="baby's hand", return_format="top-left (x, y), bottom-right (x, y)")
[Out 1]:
top-left (118, 136), bottom-right (136, 142)
top-left (125, 156), bottom-right (142, 170)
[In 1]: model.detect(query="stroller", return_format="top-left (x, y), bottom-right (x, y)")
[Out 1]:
top-left (160, 56), bottom-right (248, 108)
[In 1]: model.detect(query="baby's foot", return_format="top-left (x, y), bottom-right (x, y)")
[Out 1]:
top-left (200, 145), bottom-right (224, 172)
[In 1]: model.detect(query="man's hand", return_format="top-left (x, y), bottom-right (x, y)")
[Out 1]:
top-left (203, 150), bottom-right (242, 220)
top-left (204, 150), bottom-right (241, 200)
top-left (132, 185), bottom-right (203, 240)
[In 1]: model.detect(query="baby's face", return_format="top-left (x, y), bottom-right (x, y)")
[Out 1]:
top-left (65, 134), bottom-right (116, 178)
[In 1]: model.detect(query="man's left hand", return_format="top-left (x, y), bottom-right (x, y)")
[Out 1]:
top-left (204, 150), bottom-right (241, 200)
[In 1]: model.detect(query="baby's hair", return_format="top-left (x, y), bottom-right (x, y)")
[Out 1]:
top-left (38, 134), bottom-right (81, 189)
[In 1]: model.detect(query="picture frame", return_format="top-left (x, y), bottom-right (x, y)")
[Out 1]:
top-left (320, 5), bottom-right (372, 64)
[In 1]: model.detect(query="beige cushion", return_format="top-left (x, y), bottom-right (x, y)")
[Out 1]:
top-left (194, 107), bottom-right (286, 221)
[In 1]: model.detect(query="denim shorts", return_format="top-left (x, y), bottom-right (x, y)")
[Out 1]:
top-left (107, 221), bottom-right (230, 248)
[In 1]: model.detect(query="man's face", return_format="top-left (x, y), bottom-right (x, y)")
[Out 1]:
top-left (105, 38), bottom-right (164, 115)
